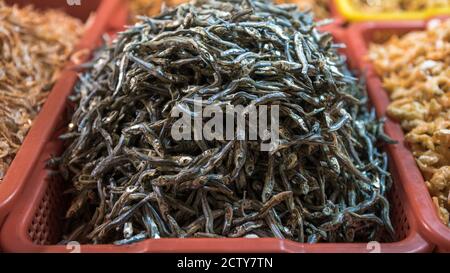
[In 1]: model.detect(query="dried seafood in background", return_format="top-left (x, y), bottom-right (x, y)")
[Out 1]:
top-left (278, 0), bottom-right (330, 19)
top-left (129, 0), bottom-right (162, 19)
top-left (0, 1), bottom-right (84, 181)
top-left (351, 0), bottom-right (449, 12)
top-left (58, 0), bottom-right (394, 244)
top-left (369, 19), bottom-right (450, 227)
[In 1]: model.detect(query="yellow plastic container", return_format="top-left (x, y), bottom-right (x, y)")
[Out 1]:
top-left (334, 0), bottom-right (450, 22)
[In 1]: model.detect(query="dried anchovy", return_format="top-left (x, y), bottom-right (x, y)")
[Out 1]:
top-left (58, 0), bottom-right (395, 244)
top-left (0, 1), bottom-right (84, 181)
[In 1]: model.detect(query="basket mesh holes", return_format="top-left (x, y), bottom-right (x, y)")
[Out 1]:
top-left (27, 164), bottom-right (413, 244)
top-left (29, 176), bottom-right (67, 245)
top-left (390, 184), bottom-right (410, 240)
top-left (27, 183), bottom-right (413, 243)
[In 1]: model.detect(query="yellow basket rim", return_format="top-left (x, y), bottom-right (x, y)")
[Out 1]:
top-left (335, 0), bottom-right (450, 22)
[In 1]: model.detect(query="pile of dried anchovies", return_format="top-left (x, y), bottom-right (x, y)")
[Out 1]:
top-left (0, 1), bottom-right (84, 181)
top-left (59, 0), bottom-right (395, 244)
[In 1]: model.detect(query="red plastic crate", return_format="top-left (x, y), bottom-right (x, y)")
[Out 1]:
top-left (0, 24), bottom-right (432, 252)
top-left (347, 21), bottom-right (450, 253)
top-left (0, 0), bottom-right (127, 229)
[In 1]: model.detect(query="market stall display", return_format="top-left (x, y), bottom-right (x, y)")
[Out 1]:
top-left (0, 0), bottom-right (448, 254)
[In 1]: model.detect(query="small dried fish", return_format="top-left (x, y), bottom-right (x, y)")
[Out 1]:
top-left (59, 0), bottom-right (395, 244)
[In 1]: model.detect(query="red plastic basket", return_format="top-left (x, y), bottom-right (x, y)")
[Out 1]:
top-left (0, 0), bottom-right (127, 229)
top-left (347, 21), bottom-right (450, 253)
top-left (0, 24), bottom-right (433, 252)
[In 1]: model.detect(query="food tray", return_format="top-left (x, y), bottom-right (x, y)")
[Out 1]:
top-left (0, 0), bottom-right (127, 229)
top-left (347, 21), bottom-right (450, 253)
top-left (0, 25), bottom-right (432, 252)
top-left (334, 0), bottom-right (450, 22)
